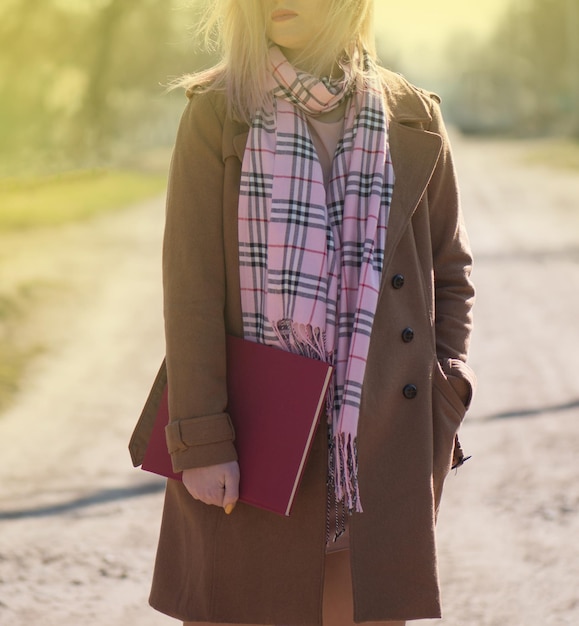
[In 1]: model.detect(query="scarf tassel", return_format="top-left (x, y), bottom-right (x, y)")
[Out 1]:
top-left (331, 432), bottom-right (363, 514)
top-left (272, 320), bottom-right (328, 363)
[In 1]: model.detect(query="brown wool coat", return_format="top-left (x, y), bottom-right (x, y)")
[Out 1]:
top-left (129, 68), bottom-right (476, 624)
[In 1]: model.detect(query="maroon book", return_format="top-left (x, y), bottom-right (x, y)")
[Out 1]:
top-left (141, 335), bottom-right (333, 516)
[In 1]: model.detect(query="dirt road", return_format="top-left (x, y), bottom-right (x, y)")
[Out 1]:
top-left (1, 135), bottom-right (578, 625)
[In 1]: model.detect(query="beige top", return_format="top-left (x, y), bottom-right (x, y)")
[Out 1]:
top-left (307, 115), bottom-right (345, 188)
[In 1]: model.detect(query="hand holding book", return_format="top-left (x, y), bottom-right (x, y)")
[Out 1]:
top-left (182, 461), bottom-right (240, 513)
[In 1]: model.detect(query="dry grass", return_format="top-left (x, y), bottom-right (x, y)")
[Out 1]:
top-left (0, 169), bottom-right (167, 230)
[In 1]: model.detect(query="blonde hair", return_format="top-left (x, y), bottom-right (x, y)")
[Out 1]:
top-left (180, 0), bottom-right (376, 122)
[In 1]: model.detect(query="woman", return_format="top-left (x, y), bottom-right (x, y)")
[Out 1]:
top-left (131, 0), bottom-right (475, 624)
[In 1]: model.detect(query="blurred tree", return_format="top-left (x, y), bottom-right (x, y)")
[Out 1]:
top-left (0, 0), bottom-right (214, 175)
top-left (0, 0), bottom-right (82, 166)
top-left (445, 0), bottom-right (577, 137)
top-left (74, 0), bottom-right (129, 154)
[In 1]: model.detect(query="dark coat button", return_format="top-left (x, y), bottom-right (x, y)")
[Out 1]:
top-left (392, 274), bottom-right (405, 289)
top-left (401, 327), bottom-right (415, 343)
top-left (403, 384), bottom-right (418, 399)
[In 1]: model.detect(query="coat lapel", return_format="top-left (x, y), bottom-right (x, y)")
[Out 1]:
top-left (383, 121), bottom-right (442, 270)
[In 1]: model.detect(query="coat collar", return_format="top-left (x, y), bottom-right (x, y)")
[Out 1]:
top-left (226, 68), bottom-right (443, 270)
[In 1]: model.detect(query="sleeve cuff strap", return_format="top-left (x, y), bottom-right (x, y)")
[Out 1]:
top-left (170, 439), bottom-right (238, 472)
top-left (165, 412), bottom-right (235, 454)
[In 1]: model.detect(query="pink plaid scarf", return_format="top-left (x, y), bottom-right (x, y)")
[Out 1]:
top-left (238, 46), bottom-right (394, 513)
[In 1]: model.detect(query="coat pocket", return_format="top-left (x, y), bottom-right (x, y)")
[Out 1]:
top-left (432, 360), bottom-right (469, 510)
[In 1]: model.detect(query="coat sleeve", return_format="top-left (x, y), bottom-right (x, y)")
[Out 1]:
top-left (162, 91), bottom-right (238, 471)
top-left (426, 99), bottom-right (476, 406)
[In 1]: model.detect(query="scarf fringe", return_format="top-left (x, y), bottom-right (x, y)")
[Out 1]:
top-left (330, 431), bottom-right (363, 514)
top-left (272, 320), bottom-right (327, 362)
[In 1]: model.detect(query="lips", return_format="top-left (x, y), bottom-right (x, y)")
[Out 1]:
top-left (271, 9), bottom-right (298, 21)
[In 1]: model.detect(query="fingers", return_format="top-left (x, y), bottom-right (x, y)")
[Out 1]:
top-left (183, 477), bottom-right (222, 506)
top-left (182, 462), bottom-right (240, 513)
top-left (223, 462), bottom-right (240, 514)
top-left (182, 466), bottom-right (221, 505)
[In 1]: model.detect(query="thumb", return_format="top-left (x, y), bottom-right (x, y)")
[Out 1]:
top-left (223, 462), bottom-right (240, 514)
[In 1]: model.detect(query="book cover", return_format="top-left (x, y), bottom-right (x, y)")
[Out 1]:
top-left (141, 335), bottom-right (333, 516)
